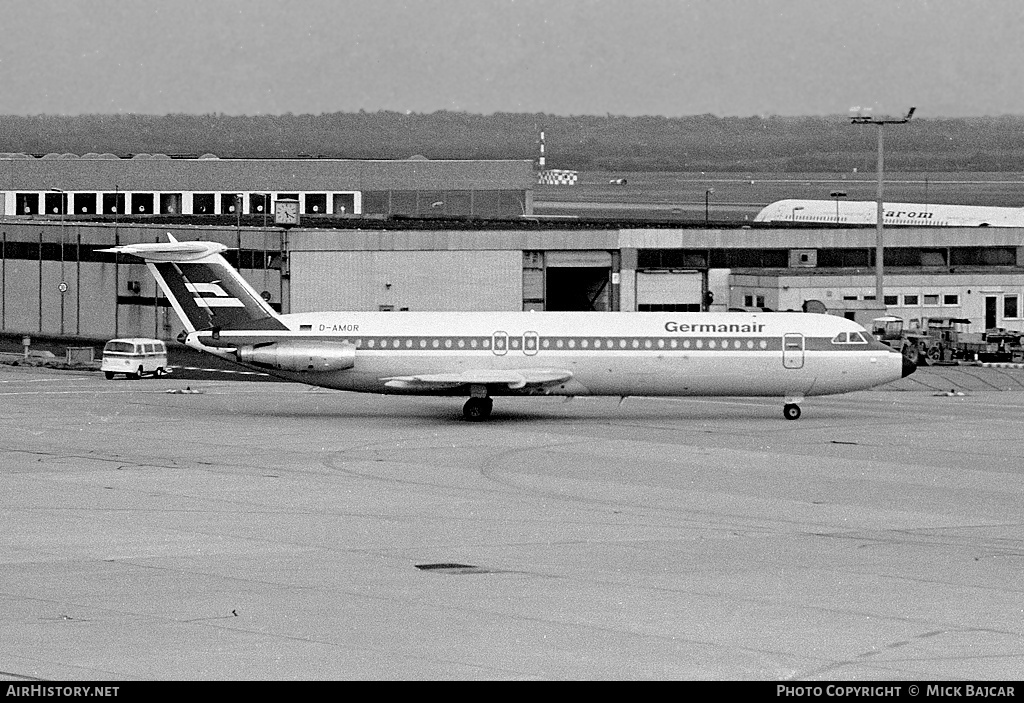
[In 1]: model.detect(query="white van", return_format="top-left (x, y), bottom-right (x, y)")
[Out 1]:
top-left (101, 338), bottom-right (169, 379)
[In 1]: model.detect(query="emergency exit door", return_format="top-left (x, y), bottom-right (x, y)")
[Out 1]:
top-left (782, 333), bottom-right (805, 369)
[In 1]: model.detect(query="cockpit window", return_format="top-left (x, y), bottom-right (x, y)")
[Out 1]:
top-left (832, 331), bottom-right (868, 345)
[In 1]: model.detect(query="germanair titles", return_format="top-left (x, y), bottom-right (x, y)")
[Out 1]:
top-left (664, 321), bottom-right (765, 333)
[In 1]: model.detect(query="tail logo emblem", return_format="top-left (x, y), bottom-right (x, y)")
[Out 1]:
top-left (185, 282), bottom-right (245, 308)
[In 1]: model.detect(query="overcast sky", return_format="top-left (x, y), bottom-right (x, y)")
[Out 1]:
top-left (2, 0), bottom-right (1022, 118)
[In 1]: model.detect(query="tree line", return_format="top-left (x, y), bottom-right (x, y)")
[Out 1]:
top-left (1, 111), bottom-right (1023, 172)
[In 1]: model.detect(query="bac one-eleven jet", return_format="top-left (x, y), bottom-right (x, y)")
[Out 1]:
top-left (103, 236), bottom-right (915, 421)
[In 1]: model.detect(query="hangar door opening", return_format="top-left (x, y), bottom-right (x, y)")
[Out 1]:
top-left (636, 270), bottom-right (704, 311)
top-left (544, 251), bottom-right (613, 312)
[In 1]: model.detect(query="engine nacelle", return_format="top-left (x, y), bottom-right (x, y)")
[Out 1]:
top-left (237, 341), bottom-right (356, 373)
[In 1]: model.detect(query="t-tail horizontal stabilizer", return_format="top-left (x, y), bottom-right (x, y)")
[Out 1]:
top-left (101, 235), bottom-right (286, 333)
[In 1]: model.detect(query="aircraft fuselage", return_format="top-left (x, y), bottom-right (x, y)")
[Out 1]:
top-left (189, 310), bottom-right (906, 399)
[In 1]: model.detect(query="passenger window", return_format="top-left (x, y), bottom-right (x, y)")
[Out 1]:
top-left (831, 332), bottom-right (849, 344)
top-left (848, 332), bottom-right (867, 344)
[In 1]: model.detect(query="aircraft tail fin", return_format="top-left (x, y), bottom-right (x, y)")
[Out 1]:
top-left (101, 238), bottom-right (286, 333)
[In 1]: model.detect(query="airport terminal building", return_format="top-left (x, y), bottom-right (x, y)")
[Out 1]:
top-left (1, 153), bottom-right (1024, 340)
top-left (3, 216), bottom-right (1024, 342)
top-left (0, 153), bottom-right (535, 219)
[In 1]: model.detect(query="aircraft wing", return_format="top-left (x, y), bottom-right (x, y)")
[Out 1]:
top-left (382, 368), bottom-right (573, 391)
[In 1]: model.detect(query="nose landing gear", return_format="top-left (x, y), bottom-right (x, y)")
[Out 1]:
top-left (463, 397), bottom-right (493, 421)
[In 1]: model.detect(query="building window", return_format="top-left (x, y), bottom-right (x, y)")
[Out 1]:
top-left (362, 191), bottom-right (389, 215)
top-left (44, 192), bottom-right (66, 215)
top-left (950, 247), bottom-right (1016, 266)
top-left (305, 193), bottom-right (327, 214)
top-left (499, 191), bottom-right (526, 216)
top-left (220, 193), bottom-right (243, 214)
top-left (389, 190), bottom-right (416, 215)
top-left (884, 295), bottom-right (899, 306)
top-left (904, 294), bottom-right (919, 306)
top-left (472, 190), bottom-right (501, 217)
top-left (638, 303), bottom-right (701, 312)
top-left (160, 193), bottom-right (182, 214)
top-left (16, 193), bottom-right (38, 215)
top-left (1005, 295), bottom-right (1019, 319)
top-left (102, 192), bottom-right (125, 214)
top-left (638, 249), bottom-right (708, 268)
top-left (817, 248), bottom-right (870, 268)
top-left (332, 193), bottom-right (355, 215)
top-left (75, 193), bottom-right (97, 214)
top-left (250, 193), bottom-right (271, 214)
top-left (710, 249), bottom-right (788, 268)
top-left (443, 191), bottom-right (472, 216)
top-left (418, 190), bottom-right (445, 215)
top-left (132, 193), bottom-right (154, 214)
top-left (923, 294), bottom-right (940, 306)
top-left (943, 294), bottom-right (960, 306)
top-left (193, 193), bottom-right (215, 214)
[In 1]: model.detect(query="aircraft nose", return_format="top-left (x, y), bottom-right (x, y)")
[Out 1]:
top-left (902, 353), bottom-right (917, 377)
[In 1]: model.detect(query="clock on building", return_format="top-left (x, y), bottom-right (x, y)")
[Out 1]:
top-left (274, 199), bottom-right (300, 227)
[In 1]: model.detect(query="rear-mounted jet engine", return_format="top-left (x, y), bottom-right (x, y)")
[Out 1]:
top-left (237, 341), bottom-right (356, 372)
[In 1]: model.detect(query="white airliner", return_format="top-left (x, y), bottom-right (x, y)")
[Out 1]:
top-left (755, 199), bottom-right (1024, 227)
top-left (102, 236), bottom-right (915, 420)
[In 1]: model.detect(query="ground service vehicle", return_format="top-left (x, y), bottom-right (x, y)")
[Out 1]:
top-left (876, 316), bottom-right (1024, 365)
top-left (101, 338), bottom-right (169, 379)
top-left (903, 317), bottom-right (979, 365)
top-left (976, 329), bottom-right (1024, 363)
top-left (871, 316), bottom-right (914, 359)
top-left (872, 316), bottom-right (979, 365)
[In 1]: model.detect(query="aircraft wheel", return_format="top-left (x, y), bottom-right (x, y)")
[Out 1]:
top-left (463, 397), bottom-right (493, 421)
top-left (104, 371), bottom-right (115, 380)
top-left (155, 367), bottom-right (166, 377)
top-left (783, 403), bottom-right (801, 421)
top-left (919, 344), bottom-right (933, 366)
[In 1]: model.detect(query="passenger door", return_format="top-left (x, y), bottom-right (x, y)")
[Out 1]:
top-left (782, 333), bottom-right (805, 369)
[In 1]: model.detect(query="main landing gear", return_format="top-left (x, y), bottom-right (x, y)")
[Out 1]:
top-left (463, 397), bottom-right (493, 421)
top-left (782, 396), bottom-right (803, 420)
